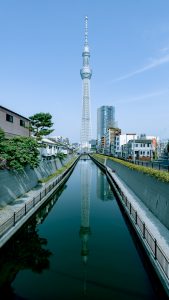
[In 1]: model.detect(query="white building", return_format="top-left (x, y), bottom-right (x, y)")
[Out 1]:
top-left (124, 138), bottom-right (158, 161)
top-left (104, 127), bottom-right (121, 155)
top-left (114, 133), bottom-right (137, 157)
top-left (39, 138), bottom-right (70, 159)
top-left (39, 138), bottom-right (58, 158)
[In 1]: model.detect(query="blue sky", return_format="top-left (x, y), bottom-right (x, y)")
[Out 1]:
top-left (0, 0), bottom-right (169, 142)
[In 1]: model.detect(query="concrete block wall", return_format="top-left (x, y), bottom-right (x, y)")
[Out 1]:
top-left (106, 159), bottom-right (169, 230)
top-left (0, 155), bottom-right (73, 207)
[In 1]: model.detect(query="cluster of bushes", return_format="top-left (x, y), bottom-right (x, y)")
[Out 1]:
top-left (92, 153), bottom-right (169, 183)
top-left (0, 128), bottom-right (40, 171)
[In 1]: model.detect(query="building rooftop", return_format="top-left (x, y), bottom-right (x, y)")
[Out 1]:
top-left (129, 139), bottom-right (152, 143)
top-left (0, 105), bottom-right (30, 121)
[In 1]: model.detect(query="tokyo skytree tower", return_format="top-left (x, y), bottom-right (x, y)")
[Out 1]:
top-left (80, 16), bottom-right (92, 152)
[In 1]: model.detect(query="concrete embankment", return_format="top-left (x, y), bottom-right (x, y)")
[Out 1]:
top-left (0, 155), bottom-right (80, 248)
top-left (90, 154), bottom-right (169, 297)
top-left (105, 158), bottom-right (169, 230)
top-left (0, 155), bottom-right (74, 207)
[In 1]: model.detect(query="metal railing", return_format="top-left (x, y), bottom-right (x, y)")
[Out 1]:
top-left (111, 176), bottom-right (169, 281)
top-left (0, 159), bottom-right (77, 240)
top-left (134, 160), bottom-right (169, 172)
top-left (91, 155), bottom-right (169, 281)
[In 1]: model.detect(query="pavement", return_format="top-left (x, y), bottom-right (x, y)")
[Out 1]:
top-left (0, 183), bottom-right (44, 225)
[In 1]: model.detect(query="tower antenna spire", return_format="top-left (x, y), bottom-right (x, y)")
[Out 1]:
top-left (85, 16), bottom-right (88, 45)
top-left (80, 16), bottom-right (92, 153)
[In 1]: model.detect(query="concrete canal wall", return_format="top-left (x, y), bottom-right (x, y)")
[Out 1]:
top-left (90, 155), bottom-right (169, 296)
top-left (0, 155), bottom-right (74, 207)
top-left (105, 159), bottom-right (169, 230)
top-left (0, 156), bottom-right (80, 248)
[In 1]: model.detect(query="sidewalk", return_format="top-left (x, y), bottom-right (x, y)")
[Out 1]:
top-left (0, 183), bottom-right (44, 225)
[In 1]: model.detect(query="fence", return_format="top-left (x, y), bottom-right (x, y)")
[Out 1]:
top-left (0, 159), bottom-right (77, 241)
top-left (134, 160), bottom-right (169, 172)
top-left (109, 173), bottom-right (169, 281)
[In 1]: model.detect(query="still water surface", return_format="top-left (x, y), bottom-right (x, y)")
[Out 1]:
top-left (0, 159), bottom-right (167, 299)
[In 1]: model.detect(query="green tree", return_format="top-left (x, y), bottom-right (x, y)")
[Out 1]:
top-left (0, 128), bottom-right (7, 168)
top-left (0, 128), bottom-right (5, 142)
top-left (0, 137), bottom-right (40, 171)
top-left (29, 113), bottom-right (54, 139)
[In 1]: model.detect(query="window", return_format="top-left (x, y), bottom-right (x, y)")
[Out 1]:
top-left (147, 151), bottom-right (149, 155)
top-left (135, 144), bottom-right (138, 147)
top-left (6, 114), bottom-right (13, 122)
top-left (20, 119), bottom-right (25, 127)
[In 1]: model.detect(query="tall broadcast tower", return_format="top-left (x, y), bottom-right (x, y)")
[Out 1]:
top-left (80, 16), bottom-right (92, 153)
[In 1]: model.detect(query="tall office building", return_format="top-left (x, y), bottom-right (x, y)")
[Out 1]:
top-left (97, 105), bottom-right (115, 142)
top-left (80, 16), bottom-right (92, 152)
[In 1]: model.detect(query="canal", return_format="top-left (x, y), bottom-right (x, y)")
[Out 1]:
top-left (0, 158), bottom-right (167, 299)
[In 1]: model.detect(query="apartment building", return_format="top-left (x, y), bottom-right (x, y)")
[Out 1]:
top-left (125, 138), bottom-right (157, 160)
top-left (104, 127), bottom-right (121, 155)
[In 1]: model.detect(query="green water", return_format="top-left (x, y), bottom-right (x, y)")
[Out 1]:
top-left (0, 159), bottom-right (167, 299)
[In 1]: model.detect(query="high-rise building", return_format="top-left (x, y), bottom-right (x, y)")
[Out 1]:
top-left (97, 106), bottom-right (115, 143)
top-left (80, 16), bottom-right (92, 152)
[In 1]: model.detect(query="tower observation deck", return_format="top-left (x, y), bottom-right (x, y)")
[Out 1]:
top-left (80, 16), bottom-right (92, 153)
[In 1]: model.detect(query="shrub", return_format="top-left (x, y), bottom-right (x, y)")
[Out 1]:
top-left (91, 154), bottom-right (169, 183)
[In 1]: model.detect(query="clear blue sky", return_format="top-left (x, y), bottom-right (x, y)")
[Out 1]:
top-left (0, 0), bottom-right (169, 142)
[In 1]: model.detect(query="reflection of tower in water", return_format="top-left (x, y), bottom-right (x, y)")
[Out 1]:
top-left (79, 160), bottom-right (91, 265)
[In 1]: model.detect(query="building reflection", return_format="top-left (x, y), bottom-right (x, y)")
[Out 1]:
top-left (96, 168), bottom-right (114, 201)
top-left (79, 159), bottom-right (91, 264)
top-left (79, 159), bottom-right (92, 295)
top-left (78, 159), bottom-right (115, 295)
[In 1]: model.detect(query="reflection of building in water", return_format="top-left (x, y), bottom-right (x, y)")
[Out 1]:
top-left (79, 160), bottom-right (91, 265)
top-left (97, 168), bottom-right (114, 201)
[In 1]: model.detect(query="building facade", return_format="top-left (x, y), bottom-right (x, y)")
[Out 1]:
top-left (80, 16), bottom-right (92, 152)
top-left (104, 127), bottom-right (121, 155)
top-left (0, 105), bottom-right (30, 138)
top-left (115, 133), bottom-right (137, 157)
top-left (123, 138), bottom-right (157, 161)
top-left (97, 106), bottom-right (115, 145)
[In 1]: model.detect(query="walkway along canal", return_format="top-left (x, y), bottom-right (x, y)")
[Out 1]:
top-left (0, 157), bottom-right (168, 299)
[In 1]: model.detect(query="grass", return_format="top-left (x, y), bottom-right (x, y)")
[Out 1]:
top-left (91, 154), bottom-right (169, 183)
top-left (38, 157), bottom-right (77, 183)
